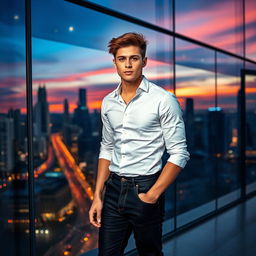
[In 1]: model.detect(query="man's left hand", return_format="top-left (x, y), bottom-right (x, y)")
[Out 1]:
top-left (138, 192), bottom-right (158, 204)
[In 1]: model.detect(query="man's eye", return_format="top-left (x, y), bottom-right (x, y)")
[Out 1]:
top-left (132, 57), bottom-right (139, 61)
top-left (118, 58), bottom-right (125, 61)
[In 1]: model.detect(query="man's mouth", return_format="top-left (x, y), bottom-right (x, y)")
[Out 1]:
top-left (124, 71), bottom-right (133, 75)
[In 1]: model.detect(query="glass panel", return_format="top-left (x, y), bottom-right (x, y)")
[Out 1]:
top-left (85, 0), bottom-right (172, 30)
top-left (245, 74), bottom-right (256, 194)
top-left (245, 0), bottom-right (256, 60)
top-left (216, 53), bottom-right (242, 207)
top-left (176, 0), bottom-right (243, 56)
top-left (175, 39), bottom-right (216, 227)
top-left (246, 62), bottom-right (256, 71)
top-left (0, 0), bottom-right (29, 255)
top-left (32, 0), bottom-right (174, 254)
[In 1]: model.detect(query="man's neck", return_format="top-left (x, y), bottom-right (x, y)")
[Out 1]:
top-left (121, 75), bottom-right (143, 95)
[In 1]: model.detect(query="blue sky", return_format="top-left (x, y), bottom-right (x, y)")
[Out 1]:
top-left (0, 0), bottom-right (255, 113)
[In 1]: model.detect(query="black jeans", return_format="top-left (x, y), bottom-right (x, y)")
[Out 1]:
top-left (98, 171), bottom-right (165, 256)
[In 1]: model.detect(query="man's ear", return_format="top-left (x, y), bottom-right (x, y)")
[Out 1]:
top-left (142, 57), bottom-right (147, 68)
top-left (113, 58), bottom-right (116, 66)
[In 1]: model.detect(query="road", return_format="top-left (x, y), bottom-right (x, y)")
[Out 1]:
top-left (44, 133), bottom-right (98, 256)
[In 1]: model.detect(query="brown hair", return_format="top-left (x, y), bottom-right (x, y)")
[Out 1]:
top-left (108, 32), bottom-right (147, 58)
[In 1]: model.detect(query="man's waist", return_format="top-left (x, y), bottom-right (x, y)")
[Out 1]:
top-left (110, 170), bottom-right (161, 182)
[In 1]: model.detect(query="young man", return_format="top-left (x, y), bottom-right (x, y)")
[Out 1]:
top-left (89, 32), bottom-right (190, 256)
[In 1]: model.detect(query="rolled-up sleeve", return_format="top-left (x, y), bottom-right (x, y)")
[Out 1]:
top-left (98, 98), bottom-right (114, 161)
top-left (159, 93), bottom-right (190, 168)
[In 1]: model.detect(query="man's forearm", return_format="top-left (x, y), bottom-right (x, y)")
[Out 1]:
top-left (94, 158), bottom-right (111, 199)
top-left (147, 161), bottom-right (182, 201)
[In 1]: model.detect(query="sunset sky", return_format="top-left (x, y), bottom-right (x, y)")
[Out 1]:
top-left (0, 0), bottom-right (255, 114)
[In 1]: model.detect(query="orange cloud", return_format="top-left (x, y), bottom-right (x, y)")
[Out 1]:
top-left (176, 0), bottom-right (256, 54)
top-left (34, 67), bottom-right (115, 84)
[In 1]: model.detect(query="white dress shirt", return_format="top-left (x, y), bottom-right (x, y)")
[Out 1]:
top-left (99, 76), bottom-right (190, 177)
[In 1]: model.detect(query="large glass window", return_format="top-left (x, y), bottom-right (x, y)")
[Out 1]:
top-left (245, 73), bottom-right (256, 194)
top-left (216, 53), bottom-right (242, 207)
top-left (245, 0), bottom-right (256, 60)
top-left (175, 39), bottom-right (216, 226)
top-left (31, 0), bottom-right (174, 254)
top-left (0, 1), bottom-right (29, 255)
top-left (176, 0), bottom-right (243, 56)
top-left (84, 0), bottom-right (173, 30)
top-left (1, 0), bottom-right (255, 254)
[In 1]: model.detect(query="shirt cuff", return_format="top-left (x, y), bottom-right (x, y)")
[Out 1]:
top-left (167, 154), bottom-right (189, 169)
top-left (98, 150), bottom-right (112, 161)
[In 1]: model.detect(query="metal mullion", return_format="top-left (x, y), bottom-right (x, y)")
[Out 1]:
top-left (214, 51), bottom-right (219, 210)
top-left (240, 69), bottom-right (246, 199)
top-left (25, 0), bottom-right (35, 255)
top-left (243, 0), bottom-right (246, 59)
top-left (172, 0), bottom-right (178, 231)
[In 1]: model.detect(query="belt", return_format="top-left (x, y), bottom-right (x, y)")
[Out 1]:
top-left (110, 171), bottom-right (161, 183)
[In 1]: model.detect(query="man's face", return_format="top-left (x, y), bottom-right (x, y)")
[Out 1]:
top-left (113, 45), bottom-right (147, 84)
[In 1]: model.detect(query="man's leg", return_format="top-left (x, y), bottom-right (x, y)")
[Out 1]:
top-left (132, 203), bottom-right (164, 256)
top-left (98, 176), bottom-right (133, 256)
top-left (130, 177), bottom-right (165, 256)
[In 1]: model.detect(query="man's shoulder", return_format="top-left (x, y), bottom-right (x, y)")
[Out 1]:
top-left (102, 90), bottom-right (116, 103)
top-left (147, 79), bottom-right (175, 98)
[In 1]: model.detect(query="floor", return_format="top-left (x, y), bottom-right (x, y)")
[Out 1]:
top-left (162, 196), bottom-right (256, 256)
top-left (83, 196), bottom-right (256, 256)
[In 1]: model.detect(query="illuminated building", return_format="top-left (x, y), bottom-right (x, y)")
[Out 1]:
top-left (0, 116), bottom-right (14, 173)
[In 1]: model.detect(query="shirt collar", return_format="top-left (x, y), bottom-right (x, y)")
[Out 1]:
top-left (114, 75), bottom-right (149, 97)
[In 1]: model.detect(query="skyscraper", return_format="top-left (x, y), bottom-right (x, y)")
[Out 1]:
top-left (33, 85), bottom-right (50, 158)
top-left (62, 98), bottom-right (72, 147)
top-left (0, 115), bottom-right (14, 173)
top-left (73, 88), bottom-right (92, 161)
top-left (208, 107), bottom-right (225, 156)
top-left (185, 98), bottom-right (194, 151)
top-left (34, 84), bottom-right (50, 137)
top-left (78, 88), bottom-right (87, 107)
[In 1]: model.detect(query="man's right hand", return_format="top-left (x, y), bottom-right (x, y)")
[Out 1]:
top-left (89, 197), bottom-right (103, 228)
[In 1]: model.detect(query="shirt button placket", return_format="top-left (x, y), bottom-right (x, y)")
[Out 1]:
top-left (120, 107), bottom-right (128, 174)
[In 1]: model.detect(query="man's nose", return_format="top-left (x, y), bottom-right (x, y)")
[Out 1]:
top-left (125, 59), bottom-right (132, 68)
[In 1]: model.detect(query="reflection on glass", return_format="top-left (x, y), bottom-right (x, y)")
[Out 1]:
top-left (175, 39), bottom-right (215, 226)
top-left (245, 0), bottom-right (256, 60)
top-left (176, 0), bottom-right (243, 55)
top-left (31, 1), bottom-right (174, 254)
top-left (0, 0), bottom-right (29, 255)
top-left (245, 74), bottom-right (256, 194)
top-left (246, 62), bottom-right (256, 71)
top-left (216, 53), bottom-right (242, 207)
top-left (85, 0), bottom-right (172, 30)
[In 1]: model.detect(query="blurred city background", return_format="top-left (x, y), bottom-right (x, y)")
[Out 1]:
top-left (0, 0), bottom-right (255, 255)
